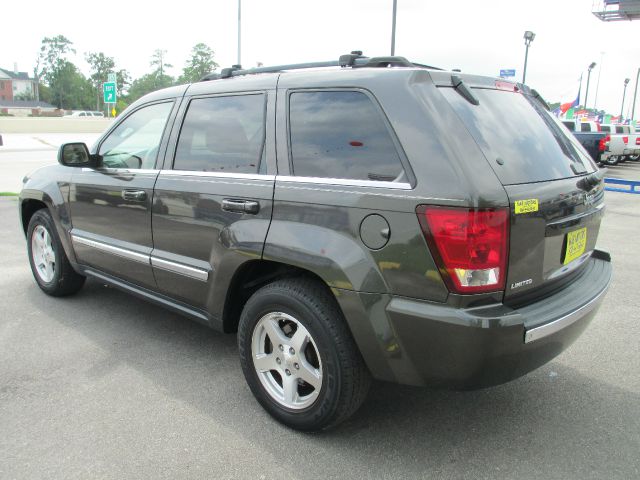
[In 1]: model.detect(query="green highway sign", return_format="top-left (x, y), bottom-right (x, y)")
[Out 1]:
top-left (103, 82), bottom-right (117, 104)
top-left (107, 73), bottom-right (116, 83)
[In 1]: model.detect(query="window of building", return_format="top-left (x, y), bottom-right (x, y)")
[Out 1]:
top-left (288, 90), bottom-right (405, 182)
top-left (173, 94), bottom-right (265, 173)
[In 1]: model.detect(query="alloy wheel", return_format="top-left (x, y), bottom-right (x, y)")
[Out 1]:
top-left (251, 312), bottom-right (323, 410)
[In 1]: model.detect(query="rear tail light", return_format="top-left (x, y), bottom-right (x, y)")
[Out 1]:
top-left (636, 137), bottom-right (640, 146)
top-left (598, 137), bottom-right (607, 152)
top-left (416, 206), bottom-right (509, 294)
top-left (623, 136), bottom-right (629, 145)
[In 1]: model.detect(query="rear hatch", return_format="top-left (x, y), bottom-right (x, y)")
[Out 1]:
top-left (438, 76), bottom-right (604, 303)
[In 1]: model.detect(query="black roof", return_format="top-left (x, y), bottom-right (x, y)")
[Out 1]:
top-left (0, 68), bottom-right (33, 81)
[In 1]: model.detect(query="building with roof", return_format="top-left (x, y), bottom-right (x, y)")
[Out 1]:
top-left (0, 65), bottom-right (38, 101)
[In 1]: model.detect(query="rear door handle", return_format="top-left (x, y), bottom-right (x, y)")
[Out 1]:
top-left (122, 189), bottom-right (147, 202)
top-left (222, 198), bottom-right (260, 214)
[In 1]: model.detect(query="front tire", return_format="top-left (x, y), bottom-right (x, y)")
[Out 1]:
top-left (238, 278), bottom-right (370, 431)
top-left (27, 209), bottom-right (85, 296)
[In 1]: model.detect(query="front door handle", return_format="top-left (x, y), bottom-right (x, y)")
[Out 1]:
top-left (122, 189), bottom-right (147, 202)
top-left (222, 198), bottom-right (260, 214)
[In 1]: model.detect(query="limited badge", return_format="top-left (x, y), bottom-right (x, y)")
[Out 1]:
top-left (514, 199), bottom-right (539, 214)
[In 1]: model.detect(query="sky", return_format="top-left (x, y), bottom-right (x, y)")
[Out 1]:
top-left (2, 0), bottom-right (639, 116)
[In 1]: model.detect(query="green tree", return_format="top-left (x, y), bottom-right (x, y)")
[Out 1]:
top-left (85, 52), bottom-right (115, 110)
top-left (150, 49), bottom-right (172, 77)
top-left (126, 72), bottom-right (174, 104)
top-left (37, 35), bottom-right (75, 83)
top-left (36, 35), bottom-right (93, 109)
top-left (179, 43), bottom-right (218, 83)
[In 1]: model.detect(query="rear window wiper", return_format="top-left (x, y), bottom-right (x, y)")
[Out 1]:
top-left (451, 75), bottom-right (479, 106)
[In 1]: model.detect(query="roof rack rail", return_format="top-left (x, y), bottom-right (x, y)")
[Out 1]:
top-left (199, 51), bottom-right (442, 82)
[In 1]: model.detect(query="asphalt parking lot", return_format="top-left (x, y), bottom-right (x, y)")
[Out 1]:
top-left (1, 167), bottom-right (639, 479)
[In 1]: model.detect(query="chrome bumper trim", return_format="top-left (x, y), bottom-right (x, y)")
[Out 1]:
top-left (524, 281), bottom-right (610, 343)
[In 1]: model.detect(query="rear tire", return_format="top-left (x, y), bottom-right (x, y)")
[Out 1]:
top-left (605, 155), bottom-right (619, 166)
top-left (238, 277), bottom-right (370, 431)
top-left (27, 209), bottom-right (85, 296)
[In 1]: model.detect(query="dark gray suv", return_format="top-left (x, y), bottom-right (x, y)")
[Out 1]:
top-left (19, 54), bottom-right (612, 431)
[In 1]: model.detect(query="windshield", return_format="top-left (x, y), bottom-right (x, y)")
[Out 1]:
top-left (440, 87), bottom-right (596, 185)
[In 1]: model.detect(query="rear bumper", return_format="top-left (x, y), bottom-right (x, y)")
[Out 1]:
top-left (603, 149), bottom-right (640, 158)
top-left (340, 250), bottom-right (611, 388)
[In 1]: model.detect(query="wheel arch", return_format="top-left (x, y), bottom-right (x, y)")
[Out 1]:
top-left (20, 198), bottom-right (48, 235)
top-left (222, 260), bottom-right (332, 334)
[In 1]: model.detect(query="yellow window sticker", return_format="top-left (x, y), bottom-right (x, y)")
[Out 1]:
top-left (514, 199), bottom-right (539, 214)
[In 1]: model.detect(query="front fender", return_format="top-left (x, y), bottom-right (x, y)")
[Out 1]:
top-left (19, 165), bottom-right (77, 264)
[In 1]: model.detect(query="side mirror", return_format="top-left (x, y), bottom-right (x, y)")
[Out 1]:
top-left (58, 143), bottom-right (101, 168)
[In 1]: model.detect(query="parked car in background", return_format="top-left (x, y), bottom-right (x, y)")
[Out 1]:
top-left (600, 124), bottom-right (630, 135)
top-left (64, 110), bottom-right (104, 118)
top-left (19, 54), bottom-right (612, 430)
top-left (573, 121), bottom-right (601, 133)
top-left (560, 120), bottom-right (606, 165)
top-left (601, 131), bottom-right (640, 165)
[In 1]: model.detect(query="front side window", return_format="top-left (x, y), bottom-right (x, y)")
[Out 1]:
top-left (99, 101), bottom-right (173, 169)
top-left (288, 91), bottom-right (406, 182)
top-left (173, 94), bottom-right (265, 173)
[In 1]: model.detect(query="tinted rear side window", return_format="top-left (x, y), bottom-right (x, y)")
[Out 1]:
top-left (288, 91), bottom-right (405, 182)
top-left (174, 94), bottom-right (265, 173)
top-left (441, 88), bottom-right (595, 185)
top-left (580, 123), bottom-right (591, 132)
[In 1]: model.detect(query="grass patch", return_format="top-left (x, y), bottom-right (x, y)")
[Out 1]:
top-left (0, 192), bottom-right (18, 196)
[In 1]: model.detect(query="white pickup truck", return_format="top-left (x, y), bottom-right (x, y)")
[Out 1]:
top-left (600, 127), bottom-right (640, 165)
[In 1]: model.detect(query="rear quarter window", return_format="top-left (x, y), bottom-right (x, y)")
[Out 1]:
top-left (440, 87), bottom-right (595, 185)
top-left (288, 90), bottom-right (406, 183)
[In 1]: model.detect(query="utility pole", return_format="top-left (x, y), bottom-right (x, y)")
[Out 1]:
top-left (593, 52), bottom-right (605, 110)
top-left (237, 0), bottom-right (242, 66)
top-left (391, 0), bottom-right (398, 56)
top-left (632, 67), bottom-right (639, 121)
top-left (621, 78), bottom-right (630, 119)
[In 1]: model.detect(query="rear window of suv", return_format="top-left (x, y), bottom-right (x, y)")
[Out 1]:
top-left (440, 88), bottom-right (596, 185)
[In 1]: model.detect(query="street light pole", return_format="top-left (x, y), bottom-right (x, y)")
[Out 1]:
top-left (620, 78), bottom-right (630, 119)
top-left (522, 31), bottom-right (536, 85)
top-left (593, 51), bottom-right (605, 111)
top-left (632, 67), bottom-right (640, 121)
top-left (237, 0), bottom-right (242, 67)
top-left (391, 0), bottom-right (398, 56)
top-left (584, 62), bottom-right (596, 110)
